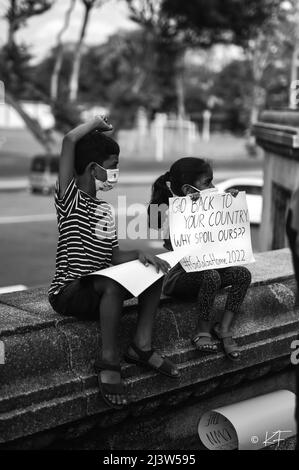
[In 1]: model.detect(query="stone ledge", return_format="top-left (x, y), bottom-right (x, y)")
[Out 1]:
top-left (253, 110), bottom-right (299, 156)
top-left (0, 248), bottom-right (298, 445)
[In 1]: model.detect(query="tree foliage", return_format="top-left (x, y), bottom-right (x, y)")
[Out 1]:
top-left (35, 29), bottom-right (182, 128)
top-left (4, 0), bottom-right (55, 45)
top-left (80, 29), bottom-right (178, 127)
top-left (161, 0), bottom-right (282, 47)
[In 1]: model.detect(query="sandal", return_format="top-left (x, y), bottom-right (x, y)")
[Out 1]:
top-left (212, 323), bottom-right (240, 361)
top-left (192, 332), bottom-right (218, 353)
top-left (94, 360), bottom-right (128, 410)
top-left (124, 343), bottom-right (180, 379)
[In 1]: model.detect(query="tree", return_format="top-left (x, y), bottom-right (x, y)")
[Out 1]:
top-left (4, 0), bottom-right (54, 47)
top-left (68, 0), bottom-right (109, 102)
top-left (127, 0), bottom-right (188, 118)
top-left (78, 29), bottom-right (171, 128)
top-left (1, 0), bottom-right (56, 151)
top-left (241, 2), bottom-right (294, 125)
top-left (212, 59), bottom-right (253, 131)
top-left (212, 49), bottom-right (292, 132)
top-left (161, 0), bottom-right (282, 48)
top-left (161, 0), bottom-right (292, 127)
top-left (50, 0), bottom-right (76, 100)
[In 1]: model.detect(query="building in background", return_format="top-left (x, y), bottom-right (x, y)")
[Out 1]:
top-left (254, 110), bottom-right (299, 251)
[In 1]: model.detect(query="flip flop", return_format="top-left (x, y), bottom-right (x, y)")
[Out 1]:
top-left (95, 360), bottom-right (128, 410)
top-left (212, 323), bottom-right (240, 361)
top-left (124, 343), bottom-right (180, 379)
top-left (192, 332), bottom-right (218, 353)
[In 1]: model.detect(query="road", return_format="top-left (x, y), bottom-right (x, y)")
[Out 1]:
top-left (0, 168), bottom-right (262, 289)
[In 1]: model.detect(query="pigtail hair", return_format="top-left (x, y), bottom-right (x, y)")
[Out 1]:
top-left (148, 171), bottom-right (172, 229)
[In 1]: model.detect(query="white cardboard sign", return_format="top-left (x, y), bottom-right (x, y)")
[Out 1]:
top-left (169, 190), bottom-right (255, 272)
top-left (89, 250), bottom-right (188, 297)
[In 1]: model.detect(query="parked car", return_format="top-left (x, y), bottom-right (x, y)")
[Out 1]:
top-left (29, 154), bottom-right (59, 194)
top-left (216, 177), bottom-right (263, 225)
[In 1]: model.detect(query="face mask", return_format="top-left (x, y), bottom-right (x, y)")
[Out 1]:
top-left (95, 164), bottom-right (119, 192)
top-left (167, 181), bottom-right (200, 196)
top-left (167, 181), bottom-right (217, 197)
top-left (187, 184), bottom-right (200, 193)
top-left (187, 185), bottom-right (217, 194)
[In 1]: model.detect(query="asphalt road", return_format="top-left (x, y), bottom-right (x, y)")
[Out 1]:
top-left (0, 170), bottom-right (262, 289)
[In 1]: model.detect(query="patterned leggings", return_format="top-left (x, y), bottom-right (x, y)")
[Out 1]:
top-left (174, 266), bottom-right (252, 321)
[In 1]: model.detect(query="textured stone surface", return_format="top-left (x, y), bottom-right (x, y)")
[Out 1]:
top-left (248, 250), bottom-right (294, 286)
top-left (0, 248), bottom-right (298, 447)
top-left (0, 287), bottom-right (61, 319)
top-left (0, 303), bottom-right (50, 334)
top-left (43, 370), bottom-right (296, 450)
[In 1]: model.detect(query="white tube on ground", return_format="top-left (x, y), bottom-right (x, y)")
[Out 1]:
top-left (198, 389), bottom-right (296, 450)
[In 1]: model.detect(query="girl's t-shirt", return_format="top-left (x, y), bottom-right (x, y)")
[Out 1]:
top-left (49, 178), bottom-right (118, 296)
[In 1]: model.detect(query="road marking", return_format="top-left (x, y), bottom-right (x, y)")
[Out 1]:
top-left (0, 284), bottom-right (27, 294)
top-left (0, 214), bottom-right (56, 224)
top-left (0, 210), bottom-right (136, 224)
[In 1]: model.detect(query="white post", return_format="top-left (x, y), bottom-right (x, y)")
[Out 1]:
top-left (0, 81), bottom-right (4, 105)
top-left (202, 109), bottom-right (211, 142)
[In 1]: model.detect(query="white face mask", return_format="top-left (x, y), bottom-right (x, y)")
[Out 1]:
top-left (166, 181), bottom-right (199, 197)
top-left (95, 164), bottom-right (119, 192)
top-left (187, 184), bottom-right (200, 193)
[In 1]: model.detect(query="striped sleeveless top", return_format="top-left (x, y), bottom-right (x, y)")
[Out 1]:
top-left (49, 178), bottom-right (118, 296)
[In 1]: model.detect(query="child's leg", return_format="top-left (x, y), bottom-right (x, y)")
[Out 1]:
top-left (127, 278), bottom-right (179, 376)
top-left (134, 278), bottom-right (164, 349)
top-left (92, 276), bottom-right (128, 406)
top-left (174, 270), bottom-right (221, 351)
top-left (93, 277), bottom-right (127, 362)
top-left (214, 266), bottom-right (251, 360)
top-left (217, 266), bottom-right (252, 332)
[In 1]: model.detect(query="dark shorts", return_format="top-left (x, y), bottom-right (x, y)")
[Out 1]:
top-left (48, 275), bottom-right (133, 321)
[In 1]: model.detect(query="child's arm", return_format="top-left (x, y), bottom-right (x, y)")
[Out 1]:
top-left (111, 247), bottom-right (171, 274)
top-left (58, 116), bottom-right (112, 198)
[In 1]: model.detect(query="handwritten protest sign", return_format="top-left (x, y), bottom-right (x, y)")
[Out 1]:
top-left (169, 190), bottom-right (255, 272)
